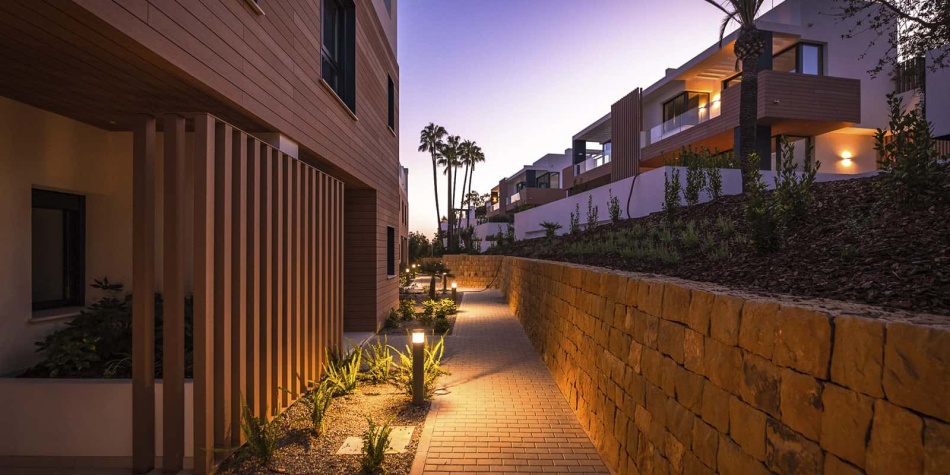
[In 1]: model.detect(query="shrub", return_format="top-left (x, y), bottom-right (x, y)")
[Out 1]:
top-left (361, 417), bottom-right (393, 475)
top-left (679, 221), bottom-right (700, 248)
top-left (239, 398), bottom-right (280, 468)
top-left (306, 382), bottom-right (334, 436)
top-left (393, 336), bottom-right (448, 399)
top-left (362, 337), bottom-right (393, 384)
top-left (398, 299), bottom-right (415, 321)
top-left (569, 203), bottom-right (581, 234)
top-left (875, 92), bottom-right (949, 206)
top-left (663, 167), bottom-right (681, 219)
top-left (324, 346), bottom-right (362, 396)
top-left (705, 154), bottom-right (723, 200)
top-left (433, 316), bottom-right (451, 335)
top-left (586, 195), bottom-right (599, 230)
top-left (682, 149), bottom-right (707, 207)
top-left (607, 189), bottom-right (622, 223)
top-left (715, 216), bottom-right (734, 236)
top-left (437, 298), bottom-right (457, 315)
top-left (744, 153), bottom-right (781, 254)
top-left (385, 308), bottom-right (399, 329)
top-left (540, 221), bottom-right (562, 239)
top-left (505, 223), bottom-right (516, 245)
top-left (772, 137), bottom-right (820, 225)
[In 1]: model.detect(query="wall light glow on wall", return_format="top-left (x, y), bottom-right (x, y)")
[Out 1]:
top-left (840, 151), bottom-right (853, 167)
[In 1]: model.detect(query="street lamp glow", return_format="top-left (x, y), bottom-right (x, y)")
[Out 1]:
top-left (412, 331), bottom-right (425, 345)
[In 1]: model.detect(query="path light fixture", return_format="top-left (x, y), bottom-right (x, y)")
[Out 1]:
top-left (411, 330), bottom-right (425, 405)
top-left (451, 282), bottom-right (457, 301)
top-left (442, 272), bottom-right (447, 292)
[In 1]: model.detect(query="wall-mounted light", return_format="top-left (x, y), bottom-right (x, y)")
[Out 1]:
top-left (840, 151), bottom-right (853, 167)
top-left (712, 94), bottom-right (721, 107)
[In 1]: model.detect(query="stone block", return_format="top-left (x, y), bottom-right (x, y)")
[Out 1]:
top-left (824, 455), bottom-right (863, 475)
top-left (738, 300), bottom-right (780, 359)
top-left (883, 322), bottom-right (950, 422)
top-left (766, 418), bottom-right (824, 475)
top-left (693, 418), bottom-right (719, 468)
top-left (729, 396), bottom-right (767, 461)
top-left (659, 354), bottom-right (677, 397)
top-left (632, 309), bottom-right (659, 348)
top-left (674, 365), bottom-right (704, 412)
top-left (608, 326), bottom-right (631, 360)
top-left (641, 348), bottom-right (663, 387)
top-left (773, 306), bottom-right (832, 378)
top-left (701, 379), bottom-right (731, 433)
top-left (621, 279), bottom-right (640, 308)
top-left (686, 290), bottom-right (715, 334)
top-left (661, 283), bottom-right (691, 323)
top-left (739, 352), bottom-right (782, 417)
top-left (925, 418), bottom-right (950, 475)
top-left (666, 398), bottom-right (695, 446)
top-left (684, 328), bottom-right (706, 375)
top-left (867, 400), bottom-right (924, 475)
top-left (657, 320), bottom-right (686, 363)
top-left (637, 281), bottom-right (664, 317)
top-left (710, 294), bottom-right (744, 346)
top-left (705, 337), bottom-right (742, 393)
top-left (779, 368), bottom-right (822, 441)
top-left (718, 433), bottom-right (769, 475)
top-left (646, 383), bottom-right (668, 427)
top-left (665, 431), bottom-right (686, 472)
top-left (627, 340), bottom-right (643, 374)
top-left (831, 315), bottom-right (885, 397)
top-left (635, 404), bottom-right (652, 435)
top-left (684, 452), bottom-right (716, 475)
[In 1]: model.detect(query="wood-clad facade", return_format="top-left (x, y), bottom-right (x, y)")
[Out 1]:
top-left (0, 0), bottom-right (400, 473)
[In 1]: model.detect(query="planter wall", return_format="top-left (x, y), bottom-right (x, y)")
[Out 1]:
top-left (0, 379), bottom-right (194, 470)
top-left (451, 255), bottom-right (950, 475)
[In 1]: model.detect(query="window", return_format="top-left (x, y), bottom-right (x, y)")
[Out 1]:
top-left (322, 0), bottom-right (356, 112)
top-left (386, 226), bottom-right (395, 276)
top-left (662, 91), bottom-right (709, 132)
top-left (387, 75), bottom-right (395, 131)
top-left (32, 189), bottom-right (85, 310)
top-left (722, 72), bottom-right (742, 89)
top-left (772, 42), bottom-right (823, 75)
top-left (895, 56), bottom-right (924, 93)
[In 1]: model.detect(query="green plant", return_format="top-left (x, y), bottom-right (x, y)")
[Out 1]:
top-left (239, 398), bottom-right (280, 468)
top-left (705, 153), bottom-right (724, 200)
top-left (505, 223), bottom-right (516, 244)
top-left (744, 153), bottom-right (781, 254)
top-left (715, 216), bottom-right (734, 236)
top-left (398, 299), bottom-right (415, 321)
top-left (875, 92), bottom-right (949, 206)
top-left (772, 137), bottom-right (820, 225)
top-left (437, 298), bottom-right (458, 315)
top-left (586, 194), bottom-right (599, 230)
top-left (607, 189), bottom-right (622, 223)
top-left (393, 336), bottom-right (448, 399)
top-left (540, 221), bottom-right (562, 239)
top-left (363, 337), bottom-right (393, 384)
top-left (306, 382), bottom-right (334, 436)
top-left (679, 221), bottom-right (700, 248)
top-left (385, 308), bottom-right (399, 329)
top-left (663, 167), bottom-right (682, 219)
top-left (324, 346), bottom-right (362, 396)
top-left (433, 316), bottom-right (451, 335)
top-left (683, 148), bottom-right (707, 206)
top-left (361, 417), bottom-right (393, 474)
top-left (569, 203), bottom-right (581, 234)
top-left (708, 241), bottom-right (731, 261)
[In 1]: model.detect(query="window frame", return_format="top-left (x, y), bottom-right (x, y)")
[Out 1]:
top-left (321, 0), bottom-right (357, 113)
top-left (32, 188), bottom-right (85, 311)
top-left (386, 226), bottom-right (396, 277)
top-left (661, 91), bottom-right (710, 132)
top-left (387, 74), bottom-right (395, 132)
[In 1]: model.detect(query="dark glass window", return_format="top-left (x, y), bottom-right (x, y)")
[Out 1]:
top-left (387, 75), bottom-right (395, 131)
top-left (32, 189), bottom-right (85, 310)
top-left (773, 42), bottom-right (823, 75)
top-left (384, 0), bottom-right (392, 15)
top-left (386, 226), bottom-right (395, 276)
top-left (322, 0), bottom-right (356, 112)
top-left (800, 44), bottom-right (821, 75)
top-left (662, 92), bottom-right (709, 132)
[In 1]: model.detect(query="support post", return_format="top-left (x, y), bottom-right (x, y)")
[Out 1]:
top-left (163, 114), bottom-right (186, 473)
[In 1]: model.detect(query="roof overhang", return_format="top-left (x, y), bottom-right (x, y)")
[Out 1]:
top-left (573, 112), bottom-right (612, 143)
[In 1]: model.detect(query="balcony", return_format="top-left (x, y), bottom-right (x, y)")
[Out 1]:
top-left (640, 71), bottom-right (861, 166)
top-left (649, 103), bottom-right (716, 143)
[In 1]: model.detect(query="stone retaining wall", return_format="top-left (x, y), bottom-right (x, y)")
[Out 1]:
top-left (454, 255), bottom-right (950, 475)
top-left (430, 255), bottom-right (504, 289)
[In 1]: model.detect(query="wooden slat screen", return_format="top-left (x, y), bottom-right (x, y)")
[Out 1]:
top-left (131, 113), bottom-right (345, 474)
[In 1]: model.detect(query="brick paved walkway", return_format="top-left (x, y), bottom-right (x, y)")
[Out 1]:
top-left (414, 290), bottom-right (610, 475)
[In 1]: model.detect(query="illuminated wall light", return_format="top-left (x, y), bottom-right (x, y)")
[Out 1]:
top-left (840, 151), bottom-right (853, 167)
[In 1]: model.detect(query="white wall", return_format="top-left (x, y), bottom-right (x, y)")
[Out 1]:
top-left (475, 222), bottom-right (507, 253)
top-left (0, 379), bottom-right (194, 468)
top-left (813, 132), bottom-right (878, 174)
top-left (927, 64), bottom-right (950, 139)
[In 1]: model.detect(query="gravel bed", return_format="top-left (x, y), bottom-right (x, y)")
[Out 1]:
top-left (218, 382), bottom-right (430, 475)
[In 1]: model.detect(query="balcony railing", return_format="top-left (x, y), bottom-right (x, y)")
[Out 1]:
top-left (650, 105), bottom-right (713, 143)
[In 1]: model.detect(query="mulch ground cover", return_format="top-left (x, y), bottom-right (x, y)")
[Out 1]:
top-left (218, 382), bottom-right (429, 475)
top-left (493, 176), bottom-right (950, 316)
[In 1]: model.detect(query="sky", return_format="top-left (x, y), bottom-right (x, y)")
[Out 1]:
top-left (397, 0), bottom-right (785, 235)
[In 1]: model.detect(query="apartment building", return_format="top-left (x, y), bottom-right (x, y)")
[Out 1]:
top-left (0, 0), bottom-right (401, 473)
top-left (485, 150), bottom-right (572, 218)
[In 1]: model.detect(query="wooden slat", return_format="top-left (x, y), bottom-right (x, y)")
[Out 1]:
top-left (301, 166), bottom-right (311, 385)
top-left (246, 138), bottom-right (261, 419)
top-left (213, 122), bottom-right (233, 451)
top-left (131, 116), bottom-right (155, 475)
top-left (289, 159), bottom-right (299, 396)
top-left (193, 113), bottom-right (216, 475)
top-left (162, 114), bottom-right (186, 472)
top-left (271, 149), bottom-right (283, 415)
top-left (282, 154), bottom-right (292, 407)
top-left (231, 129), bottom-right (248, 444)
top-left (259, 144), bottom-right (273, 419)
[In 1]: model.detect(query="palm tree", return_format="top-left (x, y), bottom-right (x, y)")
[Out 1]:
top-left (438, 135), bottom-right (462, 252)
top-left (466, 145), bottom-right (485, 207)
top-left (458, 140), bottom-right (476, 219)
top-left (705, 0), bottom-right (767, 190)
top-left (418, 123), bottom-right (447, 235)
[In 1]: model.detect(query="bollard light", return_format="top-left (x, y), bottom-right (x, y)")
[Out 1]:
top-left (442, 272), bottom-right (447, 292)
top-left (411, 330), bottom-right (425, 405)
top-left (451, 282), bottom-right (457, 301)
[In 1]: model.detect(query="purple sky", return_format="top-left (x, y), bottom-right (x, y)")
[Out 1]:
top-left (397, 0), bottom-right (785, 235)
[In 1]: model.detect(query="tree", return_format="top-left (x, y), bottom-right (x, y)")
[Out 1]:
top-left (459, 140), bottom-right (476, 218)
top-left (463, 190), bottom-right (484, 208)
top-left (705, 0), bottom-right (768, 191)
top-left (830, 0), bottom-right (950, 76)
top-left (418, 123), bottom-right (447, 237)
top-left (465, 145), bottom-right (485, 211)
top-left (438, 135), bottom-right (462, 252)
top-left (408, 231), bottom-right (432, 261)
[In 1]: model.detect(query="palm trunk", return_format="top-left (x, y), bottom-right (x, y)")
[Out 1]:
top-left (446, 165), bottom-right (454, 253)
top-left (459, 163), bottom-right (470, 226)
top-left (431, 155), bottom-right (441, 235)
top-left (736, 26), bottom-right (764, 192)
